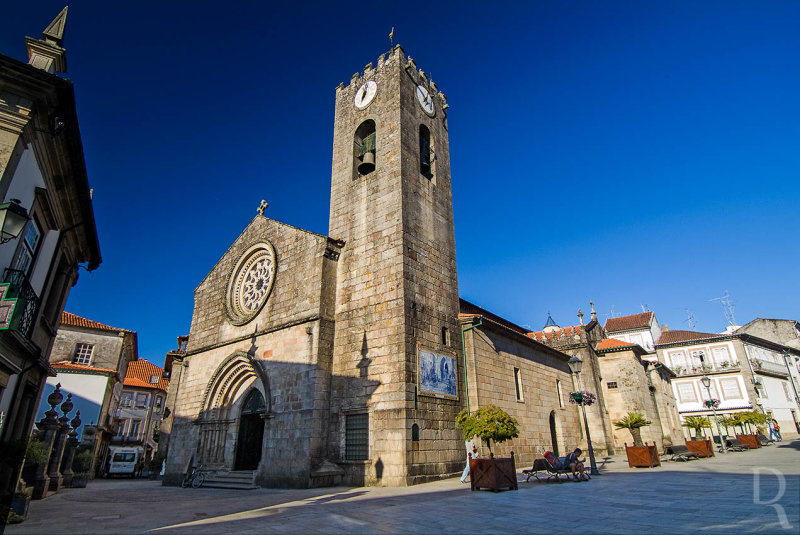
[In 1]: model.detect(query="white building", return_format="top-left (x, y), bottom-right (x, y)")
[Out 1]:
top-left (605, 311), bottom-right (662, 356)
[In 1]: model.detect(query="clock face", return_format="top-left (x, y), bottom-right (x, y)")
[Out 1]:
top-left (354, 80), bottom-right (377, 109)
top-left (416, 84), bottom-right (435, 116)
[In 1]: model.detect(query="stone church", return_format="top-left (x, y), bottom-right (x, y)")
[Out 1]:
top-left (165, 46), bottom-right (465, 488)
top-left (165, 46), bottom-right (673, 489)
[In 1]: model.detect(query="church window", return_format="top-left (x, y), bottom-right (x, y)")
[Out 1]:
top-left (514, 368), bottom-right (523, 401)
top-left (411, 423), bottom-right (420, 442)
top-left (345, 413), bottom-right (369, 460)
top-left (556, 379), bottom-right (564, 407)
top-left (72, 343), bottom-right (94, 365)
top-left (441, 326), bottom-right (449, 346)
top-left (354, 120), bottom-right (376, 177)
top-left (419, 124), bottom-right (433, 179)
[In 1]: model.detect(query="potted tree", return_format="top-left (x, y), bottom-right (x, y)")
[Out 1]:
top-left (614, 412), bottom-right (659, 468)
top-left (71, 449), bottom-right (94, 488)
top-left (456, 405), bottom-right (519, 492)
top-left (683, 416), bottom-right (714, 457)
top-left (736, 411), bottom-right (765, 449)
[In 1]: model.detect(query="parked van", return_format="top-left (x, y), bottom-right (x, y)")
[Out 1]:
top-left (108, 447), bottom-right (143, 477)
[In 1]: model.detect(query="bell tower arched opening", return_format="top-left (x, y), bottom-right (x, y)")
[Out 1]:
top-left (354, 120), bottom-right (376, 177)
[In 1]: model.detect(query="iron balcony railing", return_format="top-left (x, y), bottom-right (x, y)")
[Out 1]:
top-left (751, 359), bottom-right (789, 376)
top-left (2, 268), bottom-right (40, 339)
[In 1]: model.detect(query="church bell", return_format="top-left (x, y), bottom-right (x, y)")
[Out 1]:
top-left (358, 151), bottom-right (375, 174)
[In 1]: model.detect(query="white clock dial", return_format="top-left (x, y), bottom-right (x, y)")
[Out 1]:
top-left (354, 80), bottom-right (377, 109)
top-left (416, 84), bottom-right (435, 116)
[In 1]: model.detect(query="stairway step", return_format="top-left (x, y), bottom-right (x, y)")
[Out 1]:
top-left (201, 481), bottom-right (258, 490)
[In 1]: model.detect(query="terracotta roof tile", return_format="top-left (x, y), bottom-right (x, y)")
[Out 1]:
top-left (52, 361), bottom-right (117, 374)
top-left (597, 338), bottom-right (637, 350)
top-left (604, 312), bottom-right (653, 332)
top-left (657, 330), bottom-right (723, 345)
top-left (527, 325), bottom-right (584, 342)
top-left (60, 311), bottom-right (133, 334)
top-left (123, 359), bottom-right (169, 391)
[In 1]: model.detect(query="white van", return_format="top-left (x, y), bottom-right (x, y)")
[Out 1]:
top-left (108, 447), bottom-right (143, 477)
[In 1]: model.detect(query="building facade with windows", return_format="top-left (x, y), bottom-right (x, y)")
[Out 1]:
top-left (0, 8), bottom-right (101, 500)
top-left (39, 311), bottom-right (137, 476)
top-left (112, 359), bottom-right (168, 469)
top-left (604, 311), bottom-right (662, 355)
top-left (655, 329), bottom-right (800, 436)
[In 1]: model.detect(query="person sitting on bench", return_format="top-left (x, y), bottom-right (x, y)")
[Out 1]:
top-left (561, 448), bottom-right (589, 480)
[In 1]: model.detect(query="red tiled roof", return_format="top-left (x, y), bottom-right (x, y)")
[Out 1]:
top-left (51, 361), bottom-right (117, 374)
top-left (597, 338), bottom-right (637, 350)
top-left (657, 330), bottom-right (723, 345)
top-left (526, 325), bottom-right (584, 342)
top-left (604, 312), bottom-right (653, 332)
top-left (123, 359), bottom-right (169, 391)
top-left (60, 311), bottom-right (133, 333)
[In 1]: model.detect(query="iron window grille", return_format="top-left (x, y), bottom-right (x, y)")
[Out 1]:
top-left (73, 343), bottom-right (94, 365)
top-left (345, 413), bottom-right (369, 460)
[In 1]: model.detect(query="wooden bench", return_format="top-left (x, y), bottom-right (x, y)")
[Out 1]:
top-left (757, 433), bottom-right (775, 446)
top-left (664, 444), bottom-right (700, 462)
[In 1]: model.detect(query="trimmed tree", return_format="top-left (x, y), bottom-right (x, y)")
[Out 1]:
top-left (682, 416), bottom-right (711, 439)
top-left (456, 405), bottom-right (519, 456)
top-left (613, 412), bottom-right (652, 447)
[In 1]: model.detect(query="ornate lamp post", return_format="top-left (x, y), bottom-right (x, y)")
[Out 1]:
top-left (567, 356), bottom-right (599, 475)
top-left (701, 375), bottom-right (726, 454)
top-left (0, 199), bottom-right (30, 244)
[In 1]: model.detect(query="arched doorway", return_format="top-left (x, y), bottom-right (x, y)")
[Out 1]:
top-left (549, 411), bottom-right (559, 456)
top-left (235, 389), bottom-right (266, 470)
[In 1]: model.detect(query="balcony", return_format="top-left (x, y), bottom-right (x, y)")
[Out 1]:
top-left (0, 268), bottom-right (40, 339)
top-left (671, 361), bottom-right (741, 376)
top-left (751, 359), bottom-right (789, 377)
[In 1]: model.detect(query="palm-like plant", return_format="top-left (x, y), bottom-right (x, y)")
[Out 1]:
top-left (682, 416), bottom-right (711, 439)
top-left (613, 412), bottom-right (652, 447)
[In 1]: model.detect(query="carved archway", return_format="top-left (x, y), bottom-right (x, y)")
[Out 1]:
top-left (196, 352), bottom-right (271, 468)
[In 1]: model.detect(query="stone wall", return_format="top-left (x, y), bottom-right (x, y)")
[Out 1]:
top-left (462, 318), bottom-right (583, 468)
top-left (50, 328), bottom-right (124, 372)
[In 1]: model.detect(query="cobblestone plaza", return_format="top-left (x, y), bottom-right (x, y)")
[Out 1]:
top-left (7, 439), bottom-right (799, 534)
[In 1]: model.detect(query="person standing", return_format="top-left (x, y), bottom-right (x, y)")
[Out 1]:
top-left (768, 419), bottom-right (779, 442)
top-left (460, 441), bottom-right (479, 483)
top-left (772, 419), bottom-right (782, 441)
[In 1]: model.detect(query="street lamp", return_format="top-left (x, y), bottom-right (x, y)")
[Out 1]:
top-left (701, 375), bottom-right (726, 454)
top-left (567, 355), bottom-right (599, 475)
top-left (0, 199), bottom-right (30, 244)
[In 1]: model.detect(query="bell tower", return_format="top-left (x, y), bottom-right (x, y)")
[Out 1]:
top-left (328, 46), bottom-right (463, 486)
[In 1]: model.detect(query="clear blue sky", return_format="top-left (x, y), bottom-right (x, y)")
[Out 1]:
top-left (2, 1), bottom-right (798, 365)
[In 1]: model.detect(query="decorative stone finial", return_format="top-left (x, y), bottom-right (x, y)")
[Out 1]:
top-left (43, 6), bottom-right (68, 46)
top-left (257, 200), bottom-right (268, 216)
top-left (577, 309), bottom-right (584, 325)
top-left (60, 393), bottom-right (74, 417)
top-left (26, 7), bottom-right (68, 73)
top-left (47, 383), bottom-right (64, 410)
top-left (590, 301), bottom-right (597, 323)
top-left (71, 410), bottom-right (82, 431)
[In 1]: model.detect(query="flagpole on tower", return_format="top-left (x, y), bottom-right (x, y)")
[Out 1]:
top-left (389, 27), bottom-right (394, 47)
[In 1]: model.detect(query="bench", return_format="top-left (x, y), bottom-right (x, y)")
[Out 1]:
top-left (663, 445), bottom-right (700, 462)
top-left (757, 433), bottom-right (775, 446)
top-left (725, 438), bottom-right (750, 452)
top-left (522, 457), bottom-right (572, 483)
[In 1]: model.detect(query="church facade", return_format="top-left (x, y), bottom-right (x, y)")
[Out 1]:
top-left (165, 46), bottom-right (464, 488)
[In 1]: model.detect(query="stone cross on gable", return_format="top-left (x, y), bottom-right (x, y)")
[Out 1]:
top-left (257, 200), bottom-right (268, 216)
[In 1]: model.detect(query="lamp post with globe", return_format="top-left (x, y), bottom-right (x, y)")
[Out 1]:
top-left (701, 375), bottom-right (726, 453)
top-left (568, 355), bottom-right (599, 475)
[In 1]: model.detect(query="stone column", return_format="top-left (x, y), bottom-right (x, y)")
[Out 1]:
top-left (47, 393), bottom-right (74, 492)
top-left (60, 411), bottom-right (81, 488)
top-left (32, 384), bottom-right (62, 499)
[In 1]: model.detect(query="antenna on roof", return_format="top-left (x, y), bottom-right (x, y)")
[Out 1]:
top-left (684, 308), bottom-right (696, 330)
top-left (709, 290), bottom-right (736, 327)
top-left (640, 304), bottom-right (650, 313)
top-left (609, 305), bottom-right (615, 318)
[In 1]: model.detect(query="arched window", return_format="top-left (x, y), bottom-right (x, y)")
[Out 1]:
top-left (411, 423), bottom-right (420, 442)
top-left (354, 120), bottom-right (376, 177)
top-left (419, 124), bottom-right (433, 178)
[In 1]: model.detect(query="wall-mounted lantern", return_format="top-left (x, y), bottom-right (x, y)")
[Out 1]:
top-left (0, 199), bottom-right (30, 244)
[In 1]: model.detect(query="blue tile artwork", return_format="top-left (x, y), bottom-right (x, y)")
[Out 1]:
top-left (420, 349), bottom-right (457, 397)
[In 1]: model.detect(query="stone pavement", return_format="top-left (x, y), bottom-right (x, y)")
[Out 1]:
top-left (6, 440), bottom-right (799, 535)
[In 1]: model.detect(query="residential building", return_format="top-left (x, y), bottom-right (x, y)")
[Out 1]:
top-left (0, 8), bottom-right (101, 500)
top-left (605, 311), bottom-right (662, 355)
top-left (39, 311), bottom-right (137, 476)
top-left (655, 329), bottom-right (800, 436)
top-left (113, 359), bottom-right (168, 469)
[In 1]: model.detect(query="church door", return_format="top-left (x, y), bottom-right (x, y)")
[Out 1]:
top-left (549, 411), bottom-right (559, 457)
top-left (235, 390), bottom-right (266, 471)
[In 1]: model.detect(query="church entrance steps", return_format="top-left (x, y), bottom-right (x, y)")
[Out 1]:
top-left (202, 470), bottom-right (258, 490)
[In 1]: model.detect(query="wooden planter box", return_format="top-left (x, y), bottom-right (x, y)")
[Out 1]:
top-left (469, 452), bottom-right (518, 492)
top-left (685, 439), bottom-right (715, 458)
top-left (736, 434), bottom-right (761, 449)
top-left (624, 443), bottom-right (661, 468)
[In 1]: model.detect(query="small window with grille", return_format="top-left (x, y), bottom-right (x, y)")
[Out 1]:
top-left (72, 343), bottom-right (94, 365)
top-left (607, 381), bottom-right (618, 389)
top-left (345, 413), bottom-right (369, 460)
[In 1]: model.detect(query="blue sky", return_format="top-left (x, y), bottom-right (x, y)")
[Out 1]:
top-left (2, 1), bottom-right (798, 365)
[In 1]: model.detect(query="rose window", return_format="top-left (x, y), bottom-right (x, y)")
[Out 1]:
top-left (226, 243), bottom-right (276, 325)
